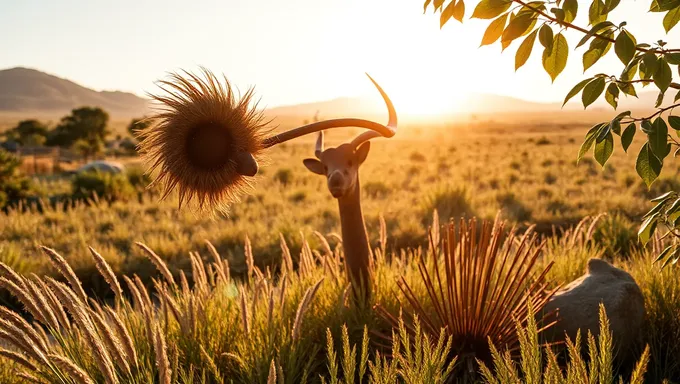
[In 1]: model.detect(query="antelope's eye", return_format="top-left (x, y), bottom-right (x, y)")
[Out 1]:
top-left (347, 160), bottom-right (353, 167)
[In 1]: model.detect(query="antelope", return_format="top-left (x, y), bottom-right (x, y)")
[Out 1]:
top-left (145, 70), bottom-right (397, 298)
top-left (300, 76), bottom-right (397, 299)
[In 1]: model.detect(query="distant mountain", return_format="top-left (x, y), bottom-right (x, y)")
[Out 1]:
top-left (0, 67), bottom-right (149, 117)
top-left (0, 67), bottom-right (670, 124)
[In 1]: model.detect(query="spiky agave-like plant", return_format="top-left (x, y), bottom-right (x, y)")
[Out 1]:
top-left (375, 217), bottom-right (559, 369)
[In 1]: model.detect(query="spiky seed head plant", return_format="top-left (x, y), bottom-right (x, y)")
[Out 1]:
top-left (139, 68), bottom-right (271, 211)
top-left (138, 68), bottom-right (397, 212)
top-left (375, 216), bottom-right (560, 371)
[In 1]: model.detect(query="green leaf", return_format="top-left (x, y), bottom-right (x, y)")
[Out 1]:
top-left (471, 0), bottom-right (512, 19)
top-left (656, 91), bottom-right (666, 108)
top-left (638, 214), bottom-right (658, 245)
top-left (542, 33), bottom-right (568, 82)
top-left (651, 190), bottom-right (676, 202)
top-left (614, 30), bottom-right (636, 65)
top-left (515, 29), bottom-right (537, 70)
top-left (665, 52), bottom-right (680, 65)
top-left (619, 82), bottom-right (638, 97)
top-left (576, 21), bottom-right (614, 48)
top-left (563, 0), bottom-right (578, 23)
top-left (622, 122), bottom-right (636, 152)
top-left (563, 78), bottom-right (592, 106)
top-left (649, 117), bottom-right (670, 160)
top-left (640, 52), bottom-right (659, 81)
top-left (582, 77), bottom-right (606, 108)
top-left (594, 131), bottom-right (614, 167)
top-left (582, 30), bottom-right (613, 71)
top-left (603, 0), bottom-right (621, 12)
top-left (481, 13), bottom-right (508, 45)
top-left (655, 245), bottom-right (674, 263)
top-left (620, 57), bottom-right (640, 81)
top-left (453, 0), bottom-right (466, 21)
top-left (501, 13), bottom-right (535, 43)
top-left (589, 0), bottom-right (607, 25)
top-left (668, 115), bottom-right (680, 130)
top-left (551, 8), bottom-right (566, 21)
top-left (605, 83), bottom-right (619, 109)
top-left (651, 0), bottom-right (680, 12)
top-left (664, 7), bottom-right (680, 32)
top-left (610, 118), bottom-right (622, 135)
top-left (654, 57), bottom-right (672, 93)
top-left (636, 143), bottom-right (663, 187)
top-left (614, 110), bottom-right (632, 120)
top-left (539, 25), bottom-right (554, 50)
top-left (578, 123), bottom-right (603, 163)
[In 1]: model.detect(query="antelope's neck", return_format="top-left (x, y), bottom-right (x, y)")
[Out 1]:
top-left (337, 180), bottom-right (370, 270)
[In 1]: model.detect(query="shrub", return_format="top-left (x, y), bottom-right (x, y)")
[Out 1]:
top-left (0, 149), bottom-right (35, 209)
top-left (71, 170), bottom-right (135, 202)
top-left (496, 192), bottom-right (532, 222)
top-left (592, 213), bottom-right (641, 259)
top-left (364, 181), bottom-right (391, 199)
top-left (125, 166), bottom-right (152, 192)
top-left (421, 185), bottom-right (474, 223)
top-left (274, 168), bottom-right (294, 185)
top-left (409, 151), bottom-right (426, 162)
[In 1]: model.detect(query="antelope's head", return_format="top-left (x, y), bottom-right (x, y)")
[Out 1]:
top-left (300, 75), bottom-right (398, 199)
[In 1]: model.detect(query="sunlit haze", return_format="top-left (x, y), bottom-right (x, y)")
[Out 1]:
top-left (1, 0), bottom-right (678, 116)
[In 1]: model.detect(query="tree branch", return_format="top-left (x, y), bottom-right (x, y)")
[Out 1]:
top-left (511, 0), bottom-right (680, 54)
top-left (621, 102), bottom-right (680, 123)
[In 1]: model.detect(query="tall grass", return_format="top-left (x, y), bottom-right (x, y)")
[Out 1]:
top-left (0, 216), bottom-right (677, 382)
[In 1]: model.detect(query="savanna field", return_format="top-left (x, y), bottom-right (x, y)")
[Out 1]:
top-left (2, 120), bottom-right (680, 383)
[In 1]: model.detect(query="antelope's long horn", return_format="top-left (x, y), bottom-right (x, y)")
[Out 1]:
top-left (350, 74), bottom-right (398, 148)
top-left (261, 73), bottom-right (397, 148)
top-left (315, 131), bottom-right (324, 158)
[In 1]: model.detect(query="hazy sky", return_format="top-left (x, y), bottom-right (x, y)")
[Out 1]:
top-left (1, 0), bottom-right (679, 114)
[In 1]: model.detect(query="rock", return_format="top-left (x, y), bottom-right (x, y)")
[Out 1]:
top-left (542, 258), bottom-right (645, 355)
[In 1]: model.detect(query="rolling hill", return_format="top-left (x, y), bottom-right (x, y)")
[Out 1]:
top-left (0, 67), bottom-right (149, 117)
top-left (0, 67), bottom-right (670, 127)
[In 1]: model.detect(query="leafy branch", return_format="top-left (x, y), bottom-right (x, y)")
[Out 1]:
top-left (427, 0), bottom-right (680, 267)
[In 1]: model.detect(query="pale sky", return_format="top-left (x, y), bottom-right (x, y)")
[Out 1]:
top-left (1, 0), bottom-right (678, 115)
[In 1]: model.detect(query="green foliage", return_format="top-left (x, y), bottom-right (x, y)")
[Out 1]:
top-left (46, 106), bottom-right (110, 148)
top-left (127, 117), bottom-right (151, 139)
top-left (0, 149), bottom-right (34, 209)
top-left (421, 185), bottom-right (474, 223)
top-left (71, 170), bottom-right (135, 202)
top-left (3, 119), bottom-right (49, 146)
top-left (427, 0), bottom-right (680, 267)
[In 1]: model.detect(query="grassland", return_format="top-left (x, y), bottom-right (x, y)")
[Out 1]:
top-left (1, 119), bottom-right (680, 383)
top-left (1, 121), bottom-right (670, 281)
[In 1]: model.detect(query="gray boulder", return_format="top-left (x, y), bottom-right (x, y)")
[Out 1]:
top-left (542, 258), bottom-right (645, 355)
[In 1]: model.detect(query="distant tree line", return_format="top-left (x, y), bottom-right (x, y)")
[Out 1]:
top-left (1, 106), bottom-right (148, 159)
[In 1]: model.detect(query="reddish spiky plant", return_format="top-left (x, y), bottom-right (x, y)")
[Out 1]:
top-left (375, 217), bottom-right (559, 367)
top-left (139, 68), bottom-right (271, 211)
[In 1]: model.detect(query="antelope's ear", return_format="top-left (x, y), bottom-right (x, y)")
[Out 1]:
top-left (303, 158), bottom-right (325, 175)
top-left (355, 142), bottom-right (371, 165)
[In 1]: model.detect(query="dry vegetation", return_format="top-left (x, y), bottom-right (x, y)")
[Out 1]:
top-left (1, 120), bottom-right (679, 383)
